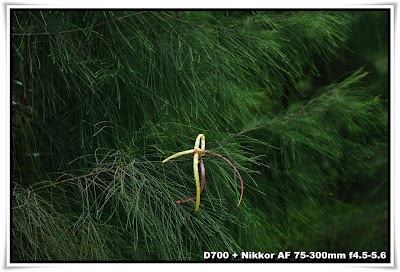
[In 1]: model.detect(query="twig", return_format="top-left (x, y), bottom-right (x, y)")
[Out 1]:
top-left (150, 11), bottom-right (195, 53)
top-left (237, 88), bottom-right (340, 136)
top-left (160, 11), bottom-right (206, 28)
top-left (12, 11), bottom-right (150, 36)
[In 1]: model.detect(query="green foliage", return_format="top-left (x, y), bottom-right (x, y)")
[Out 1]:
top-left (11, 10), bottom-right (388, 261)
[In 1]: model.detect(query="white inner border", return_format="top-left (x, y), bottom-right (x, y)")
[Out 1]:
top-left (3, 3), bottom-right (396, 271)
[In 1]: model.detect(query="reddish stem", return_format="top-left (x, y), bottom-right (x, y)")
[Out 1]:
top-left (175, 150), bottom-right (244, 207)
top-left (203, 150), bottom-right (243, 207)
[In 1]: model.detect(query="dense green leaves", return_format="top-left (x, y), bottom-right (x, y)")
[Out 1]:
top-left (11, 10), bottom-right (388, 261)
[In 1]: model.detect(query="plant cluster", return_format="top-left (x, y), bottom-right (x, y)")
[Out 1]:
top-left (11, 10), bottom-right (388, 261)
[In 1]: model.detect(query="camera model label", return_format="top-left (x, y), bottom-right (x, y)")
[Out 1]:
top-left (203, 251), bottom-right (387, 261)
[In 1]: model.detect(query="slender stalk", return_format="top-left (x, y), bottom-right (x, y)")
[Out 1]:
top-left (203, 150), bottom-right (244, 207)
top-left (162, 149), bottom-right (194, 163)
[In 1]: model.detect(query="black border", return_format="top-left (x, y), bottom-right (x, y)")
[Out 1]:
top-left (9, 7), bottom-right (392, 264)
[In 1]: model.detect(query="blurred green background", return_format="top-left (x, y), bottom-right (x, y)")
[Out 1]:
top-left (11, 10), bottom-right (389, 261)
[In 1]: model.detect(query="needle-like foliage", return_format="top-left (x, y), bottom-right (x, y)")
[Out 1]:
top-left (11, 10), bottom-right (388, 261)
